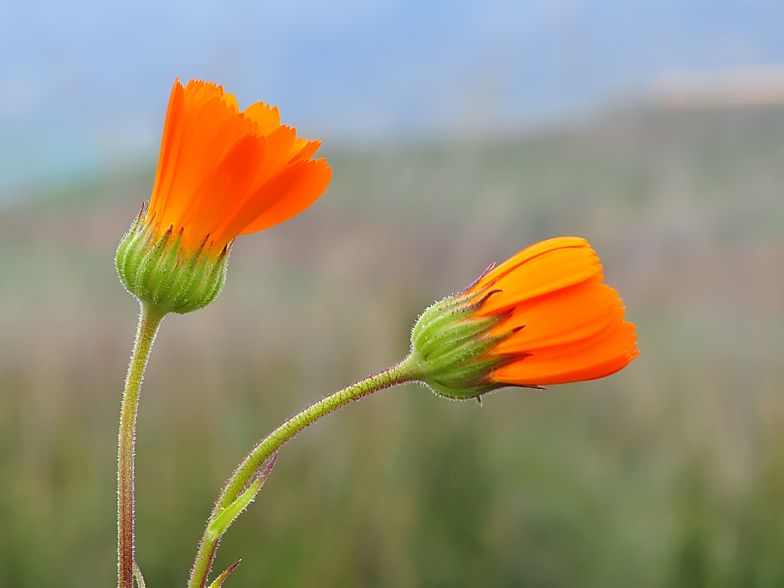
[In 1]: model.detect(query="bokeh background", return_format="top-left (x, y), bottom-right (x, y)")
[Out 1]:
top-left (2, 1), bottom-right (784, 587)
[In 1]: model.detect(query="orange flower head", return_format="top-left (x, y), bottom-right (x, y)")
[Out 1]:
top-left (116, 79), bottom-right (331, 314)
top-left (149, 78), bottom-right (331, 253)
top-left (409, 237), bottom-right (639, 399)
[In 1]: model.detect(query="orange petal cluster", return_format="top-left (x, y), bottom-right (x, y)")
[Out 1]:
top-left (147, 79), bottom-right (331, 253)
top-left (470, 237), bottom-right (639, 385)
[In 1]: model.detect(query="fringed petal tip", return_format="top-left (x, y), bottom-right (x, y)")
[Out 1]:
top-left (145, 78), bottom-right (331, 255)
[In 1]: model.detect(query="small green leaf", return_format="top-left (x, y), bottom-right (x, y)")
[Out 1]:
top-left (207, 452), bottom-right (276, 539)
top-left (133, 562), bottom-right (147, 588)
top-left (208, 478), bottom-right (263, 538)
top-left (206, 561), bottom-right (241, 588)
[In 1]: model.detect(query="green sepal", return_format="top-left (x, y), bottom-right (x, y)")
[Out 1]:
top-left (409, 288), bottom-right (519, 400)
top-left (148, 229), bottom-right (183, 301)
top-left (410, 296), bottom-right (465, 342)
top-left (423, 335), bottom-right (499, 374)
top-left (426, 377), bottom-right (503, 400)
top-left (116, 209), bottom-right (144, 264)
top-left (139, 225), bottom-right (173, 291)
top-left (416, 315), bottom-right (500, 359)
top-left (165, 238), bottom-right (208, 302)
top-left (116, 206), bottom-right (232, 315)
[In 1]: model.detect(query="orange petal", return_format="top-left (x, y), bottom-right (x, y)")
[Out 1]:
top-left (476, 241), bottom-right (602, 314)
top-left (289, 139), bottom-right (322, 163)
top-left (473, 237), bottom-right (590, 290)
top-left (238, 159), bottom-right (332, 234)
top-left (146, 79), bottom-right (331, 254)
top-left (244, 102), bottom-right (280, 136)
top-left (492, 320), bottom-right (639, 385)
top-left (493, 282), bottom-right (624, 351)
top-left (211, 158), bottom-right (331, 243)
top-left (179, 133), bottom-right (267, 250)
top-left (246, 125), bottom-right (300, 189)
top-left (160, 91), bottom-right (259, 227)
top-left (149, 79), bottom-right (186, 222)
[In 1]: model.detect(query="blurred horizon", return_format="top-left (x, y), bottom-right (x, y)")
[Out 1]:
top-left (3, 0), bottom-right (784, 197)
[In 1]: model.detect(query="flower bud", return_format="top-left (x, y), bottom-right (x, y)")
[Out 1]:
top-left (116, 205), bottom-right (230, 314)
top-left (408, 283), bottom-right (523, 400)
top-left (408, 237), bottom-right (639, 400)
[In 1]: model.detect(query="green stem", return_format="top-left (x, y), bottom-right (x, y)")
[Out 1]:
top-left (118, 301), bottom-right (167, 588)
top-left (187, 356), bottom-right (421, 588)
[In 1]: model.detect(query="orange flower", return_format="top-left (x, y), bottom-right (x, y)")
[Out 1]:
top-left (409, 237), bottom-right (638, 398)
top-left (470, 237), bottom-right (639, 386)
top-left (116, 79), bottom-right (331, 314)
top-left (148, 78), bottom-right (331, 253)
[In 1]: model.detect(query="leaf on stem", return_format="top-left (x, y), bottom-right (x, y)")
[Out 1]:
top-left (208, 452), bottom-right (278, 538)
top-left (133, 562), bottom-right (147, 588)
top-left (206, 561), bottom-right (241, 588)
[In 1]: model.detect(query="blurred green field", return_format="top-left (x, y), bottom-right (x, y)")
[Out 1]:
top-left (1, 103), bottom-right (784, 588)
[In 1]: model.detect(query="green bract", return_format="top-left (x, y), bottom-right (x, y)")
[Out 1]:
top-left (116, 208), bottom-right (230, 314)
top-left (408, 287), bottom-right (519, 400)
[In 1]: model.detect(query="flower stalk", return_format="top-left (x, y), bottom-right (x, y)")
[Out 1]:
top-left (187, 357), bottom-right (422, 588)
top-left (118, 302), bottom-right (166, 588)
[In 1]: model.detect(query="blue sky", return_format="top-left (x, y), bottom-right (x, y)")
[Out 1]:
top-left (2, 0), bottom-right (784, 196)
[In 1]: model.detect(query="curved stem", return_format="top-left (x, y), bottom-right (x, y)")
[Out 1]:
top-left (118, 301), bottom-right (166, 588)
top-left (187, 356), bottom-right (421, 588)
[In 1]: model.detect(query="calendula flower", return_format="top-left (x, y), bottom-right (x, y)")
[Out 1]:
top-left (409, 237), bottom-right (639, 399)
top-left (116, 79), bottom-right (331, 314)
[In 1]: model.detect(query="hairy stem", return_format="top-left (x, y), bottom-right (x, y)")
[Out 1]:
top-left (118, 302), bottom-right (166, 588)
top-left (187, 356), bottom-right (421, 588)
